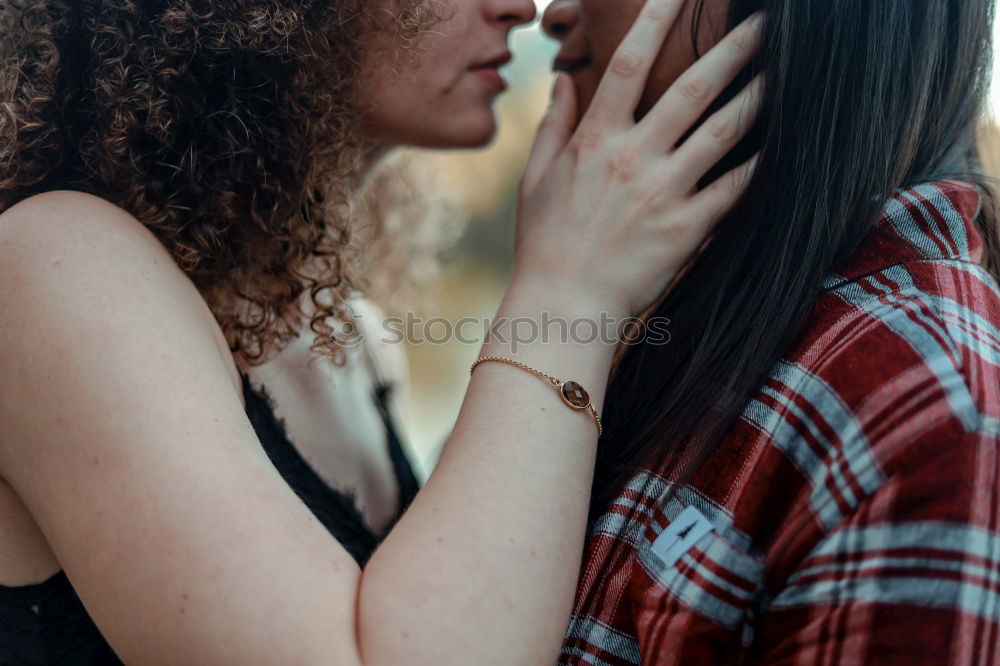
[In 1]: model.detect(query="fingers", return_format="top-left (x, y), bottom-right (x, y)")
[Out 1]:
top-left (671, 75), bottom-right (763, 189)
top-left (642, 11), bottom-right (764, 149)
top-left (580, 0), bottom-right (687, 128)
top-left (521, 73), bottom-right (578, 193)
top-left (685, 152), bottom-right (759, 226)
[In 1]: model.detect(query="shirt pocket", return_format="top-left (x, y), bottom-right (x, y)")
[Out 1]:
top-left (631, 518), bottom-right (766, 641)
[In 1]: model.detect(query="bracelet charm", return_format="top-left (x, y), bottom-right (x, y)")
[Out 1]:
top-left (470, 356), bottom-right (603, 436)
top-left (561, 381), bottom-right (590, 409)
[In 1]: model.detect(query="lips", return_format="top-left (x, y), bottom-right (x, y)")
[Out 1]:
top-left (554, 54), bottom-right (592, 74)
top-left (472, 67), bottom-right (507, 91)
top-left (472, 50), bottom-right (513, 70)
top-left (469, 50), bottom-right (513, 92)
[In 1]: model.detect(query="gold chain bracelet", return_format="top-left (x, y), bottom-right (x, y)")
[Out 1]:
top-left (470, 356), bottom-right (603, 437)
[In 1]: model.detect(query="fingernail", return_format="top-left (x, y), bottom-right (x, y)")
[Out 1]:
top-left (752, 12), bottom-right (765, 29)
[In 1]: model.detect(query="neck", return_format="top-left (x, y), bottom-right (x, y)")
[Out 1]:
top-left (357, 145), bottom-right (394, 195)
top-left (355, 125), bottom-right (402, 196)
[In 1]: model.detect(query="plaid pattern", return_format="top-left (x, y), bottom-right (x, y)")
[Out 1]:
top-left (560, 181), bottom-right (1000, 665)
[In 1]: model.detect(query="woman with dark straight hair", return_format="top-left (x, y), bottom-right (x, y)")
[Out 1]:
top-left (542, 0), bottom-right (1000, 663)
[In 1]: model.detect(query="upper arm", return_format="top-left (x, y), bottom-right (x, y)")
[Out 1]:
top-left (0, 191), bottom-right (362, 665)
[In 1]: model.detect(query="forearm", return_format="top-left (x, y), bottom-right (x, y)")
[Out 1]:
top-left (358, 283), bottom-right (616, 665)
top-left (357, 0), bottom-right (763, 653)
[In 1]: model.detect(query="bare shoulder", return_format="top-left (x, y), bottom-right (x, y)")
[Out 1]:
top-left (0, 190), bottom-right (242, 407)
top-left (1, 190), bottom-right (197, 318)
top-left (0, 191), bottom-right (363, 664)
top-left (0, 190), bottom-right (172, 267)
top-left (0, 191), bottom-right (245, 476)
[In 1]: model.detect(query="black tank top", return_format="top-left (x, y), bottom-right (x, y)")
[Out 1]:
top-left (0, 371), bottom-right (420, 665)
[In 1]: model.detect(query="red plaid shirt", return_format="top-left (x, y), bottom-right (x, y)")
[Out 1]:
top-left (560, 180), bottom-right (1000, 665)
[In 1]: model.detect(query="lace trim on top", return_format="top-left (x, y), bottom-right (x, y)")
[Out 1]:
top-left (0, 372), bottom-right (419, 665)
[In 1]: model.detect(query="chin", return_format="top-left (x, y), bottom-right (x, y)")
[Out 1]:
top-left (425, 108), bottom-right (499, 149)
top-left (452, 123), bottom-right (498, 149)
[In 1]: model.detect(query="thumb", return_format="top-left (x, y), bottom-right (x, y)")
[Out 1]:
top-left (521, 72), bottom-right (578, 194)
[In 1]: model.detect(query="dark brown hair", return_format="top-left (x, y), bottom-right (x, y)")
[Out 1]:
top-left (594, 0), bottom-right (1000, 515)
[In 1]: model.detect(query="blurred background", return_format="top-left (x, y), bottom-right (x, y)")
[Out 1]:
top-left (394, 3), bottom-right (1000, 479)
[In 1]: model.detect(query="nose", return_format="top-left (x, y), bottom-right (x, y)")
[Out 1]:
top-left (542, 0), bottom-right (580, 41)
top-left (488, 0), bottom-right (538, 27)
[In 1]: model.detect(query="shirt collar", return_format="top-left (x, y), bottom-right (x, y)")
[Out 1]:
top-left (822, 179), bottom-right (985, 290)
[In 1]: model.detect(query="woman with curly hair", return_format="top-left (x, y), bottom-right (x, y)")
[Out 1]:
top-left (0, 0), bottom-right (761, 663)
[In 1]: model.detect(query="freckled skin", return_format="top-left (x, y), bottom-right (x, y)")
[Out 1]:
top-left (362, 0), bottom-right (537, 149)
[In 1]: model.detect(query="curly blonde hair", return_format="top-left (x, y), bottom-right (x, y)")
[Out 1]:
top-left (0, 0), bottom-right (436, 366)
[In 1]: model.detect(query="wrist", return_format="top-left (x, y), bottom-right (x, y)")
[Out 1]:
top-left (482, 292), bottom-right (620, 402)
top-left (503, 274), bottom-right (629, 323)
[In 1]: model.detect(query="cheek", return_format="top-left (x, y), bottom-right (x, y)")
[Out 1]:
top-left (366, 43), bottom-right (464, 117)
top-left (638, 1), bottom-right (731, 115)
top-left (579, 0), bottom-right (732, 119)
top-left (359, 49), bottom-right (498, 147)
top-left (572, 1), bottom-right (643, 116)
top-left (581, 0), bottom-right (643, 68)
top-left (366, 3), bottom-right (474, 101)
top-left (353, 0), bottom-right (503, 147)
top-left (636, 38), bottom-right (698, 117)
